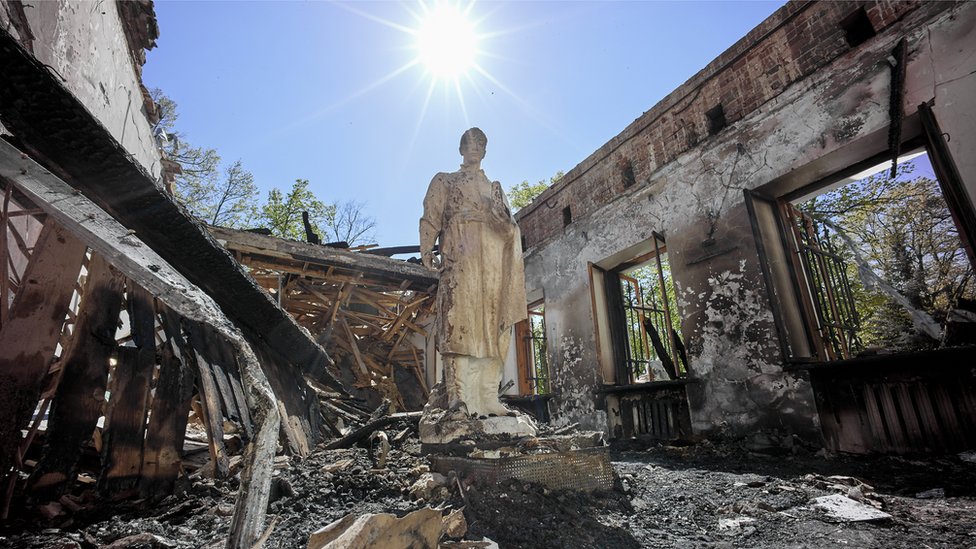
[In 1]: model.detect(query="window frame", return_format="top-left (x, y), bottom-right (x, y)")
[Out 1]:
top-left (515, 300), bottom-right (550, 396)
top-left (747, 114), bottom-right (976, 365)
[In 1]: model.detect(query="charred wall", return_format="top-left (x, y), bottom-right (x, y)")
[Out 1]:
top-left (0, 0), bottom-right (162, 179)
top-left (517, 0), bottom-right (976, 442)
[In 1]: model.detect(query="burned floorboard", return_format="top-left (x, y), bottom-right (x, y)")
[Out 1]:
top-left (0, 219), bottom-right (87, 480)
top-left (27, 253), bottom-right (125, 499)
top-left (98, 284), bottom-right (156, 500)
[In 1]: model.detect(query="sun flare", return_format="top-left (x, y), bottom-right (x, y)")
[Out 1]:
top-left (415, 4), bottom-right (478, 81)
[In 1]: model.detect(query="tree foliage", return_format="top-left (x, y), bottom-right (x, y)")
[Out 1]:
top-left (151, 88), bottom-right (259, 228)
top-left (800, 158), bottom-right (974, 351)
top-left (260, 179), bottom-right (331, 241)
top-left (151, 88), bottom-right (377, 243)
top-left (507, 171), bottom-right (564, 210)
top-left (258, 180), bottom-right (377, 246)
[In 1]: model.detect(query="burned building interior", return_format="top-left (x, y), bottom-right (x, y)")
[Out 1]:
top-left (1, 1), bottom-right (975, 548)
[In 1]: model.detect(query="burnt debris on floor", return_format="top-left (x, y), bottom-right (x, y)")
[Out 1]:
top-left (3, 428), bottom-right (976, 548)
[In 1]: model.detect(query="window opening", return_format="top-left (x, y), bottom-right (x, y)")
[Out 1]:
top-left (840, 7), bottom-right (876, 48)
top-left (787, 148), bottom-right (975, 358)
top-left (562, 206), bottom-right (572, 227)
top-left (705, 104), bottom-right (727, 135)
top-left (515, 302), bottom-right (550, 395)
top-left (614, 234), bottom-right (685, 382)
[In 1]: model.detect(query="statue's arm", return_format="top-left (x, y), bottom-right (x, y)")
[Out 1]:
top-left (492, 180), bottom-right (514, 220)
top-left (420, 175), bottom-right (445, 271)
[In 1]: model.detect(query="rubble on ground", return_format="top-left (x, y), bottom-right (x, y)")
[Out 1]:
top-left (2, 427), bottom-right (974, 548)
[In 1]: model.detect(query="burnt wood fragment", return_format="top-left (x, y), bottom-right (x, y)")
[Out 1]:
top-left (0, 219), bottom-right (86, 480)
top-left (28, 253), bottom-right (124, 498)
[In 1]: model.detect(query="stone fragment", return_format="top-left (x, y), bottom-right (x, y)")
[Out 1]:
top-left (442, 508), bottom-right (467, 539)
top-left (409, 472), bottom-right (449, 501)
top-left (320, 458), bottom-right (355, 474)
top-left (307, 507), bottom-right (443, 549)
top-left (439, 539), bottom-right (499, 549)
top-left (103, 533), bottom-right (176, 548)
top-left (809, 494), bottom-right (891, 522)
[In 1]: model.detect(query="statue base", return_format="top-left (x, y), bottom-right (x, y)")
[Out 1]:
top-left (426, 431), bottom-right (614, 493)
top-left (419, 409), bottom-right (538, 446)
top-left (418, 383), bottom-right (614, 492)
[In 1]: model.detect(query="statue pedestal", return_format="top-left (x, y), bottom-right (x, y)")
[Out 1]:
top-left (419, 410), bottom-right (538, 447)
top-left (424, 429), bottom-right (614, 493)
top-left (418, 383), bottom-right (614, 492)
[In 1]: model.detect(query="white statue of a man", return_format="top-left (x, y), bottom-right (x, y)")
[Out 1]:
top-left (420, 128), bottom-right (528, 417)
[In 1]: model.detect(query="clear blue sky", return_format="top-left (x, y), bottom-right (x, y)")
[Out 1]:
top-left (144, 1), bottom-right (784, 246)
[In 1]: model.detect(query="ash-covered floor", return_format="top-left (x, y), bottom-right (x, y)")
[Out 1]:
top-left (3, 420), bottom-right (975, 548)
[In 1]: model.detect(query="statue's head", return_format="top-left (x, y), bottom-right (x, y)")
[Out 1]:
top-left (459, 127), bottom-right (487, 164)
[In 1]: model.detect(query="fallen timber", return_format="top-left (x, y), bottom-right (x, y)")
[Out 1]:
top-left (210, 226), bottom-right (439, 412)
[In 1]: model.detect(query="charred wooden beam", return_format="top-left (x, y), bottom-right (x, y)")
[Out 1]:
top-left (209, 225), bottom-right (438, 288)
top-left (140, 305), bottom-right (197, 500)
top-left (28, 253), bottom-right (124, 498)
top-left (99, 284), bottom-right (155, 499)
top-left (0, 218), bottom-right (86, 480)
top-left (185, 321), bottom-right (231, 479)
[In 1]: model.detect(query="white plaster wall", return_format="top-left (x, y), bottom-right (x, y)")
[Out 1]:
top-left (6, 1), bottom-right (162, 180)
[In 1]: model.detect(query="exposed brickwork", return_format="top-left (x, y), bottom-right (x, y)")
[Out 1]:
top-left (516, 0), bottom-right (949, 250)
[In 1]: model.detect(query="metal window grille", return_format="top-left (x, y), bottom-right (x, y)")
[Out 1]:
top-left (616, 238), bottom-right (684, 383)
top-left (783, 202), bottom-right (862, 360)
top-left (527, 306), bottom-right (550, 395)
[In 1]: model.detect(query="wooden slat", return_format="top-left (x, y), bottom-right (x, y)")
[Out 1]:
top-left (28, 253), bottom-right (124, 498)
top-left (0, 218), bottom-right (86, 479)
top-left (99, 285), bottom-right (155, 499)
top-left (861, 385), bottom-right (891, 452)
top-left (340, 317), bottom-right (369, 378)
top-left (139, 306), bottom-right (198, 499)
top-left (0, 183), bottom-right (10, 328)
top-left (212, 360), bottom-right (242, 425)
top-left (185, 321), bottom-right (231, 478)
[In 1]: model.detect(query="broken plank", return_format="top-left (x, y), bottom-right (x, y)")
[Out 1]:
top-left (323, 412), bottom-right (421, 450)
top-left (185, 321), bottom-right (230, 479)
top-left (340, 318), bottom-right (370, 378)
top-left (28, 252), bottom-right (124, 499)
top-left (99, 284), bottom-right (155, 499)
top-left (140, 306), bottom-right (198, 500)
top-left (0, 218), bottom-right (86, 480)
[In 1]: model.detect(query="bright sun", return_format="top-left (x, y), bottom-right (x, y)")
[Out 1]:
top-left (415, 4), bottom-right (478, 81)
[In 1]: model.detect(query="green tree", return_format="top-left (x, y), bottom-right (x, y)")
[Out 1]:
top-left (507, 171), bottom-right (564, 210)
top-left (205, 160), bottom-right (259, 227)
top-left (151, 88), bottom-right (259, 228)
top-left (260, 179), bottom-right (330, 241)
top-left (800, 159), bottom-right (974, 350)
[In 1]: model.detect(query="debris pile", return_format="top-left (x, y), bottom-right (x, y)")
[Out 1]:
top-left (4, 429), bottom-right (976, 549)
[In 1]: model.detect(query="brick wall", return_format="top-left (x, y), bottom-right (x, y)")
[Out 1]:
top-left (516, 0), bottom-right (943, 249)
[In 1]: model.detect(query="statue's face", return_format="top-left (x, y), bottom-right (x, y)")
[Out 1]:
top-left (460, 138), bottom-right (486, 165)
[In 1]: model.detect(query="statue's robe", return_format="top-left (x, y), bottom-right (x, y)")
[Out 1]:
top-left (420, 168), bottom-right (527, 360)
